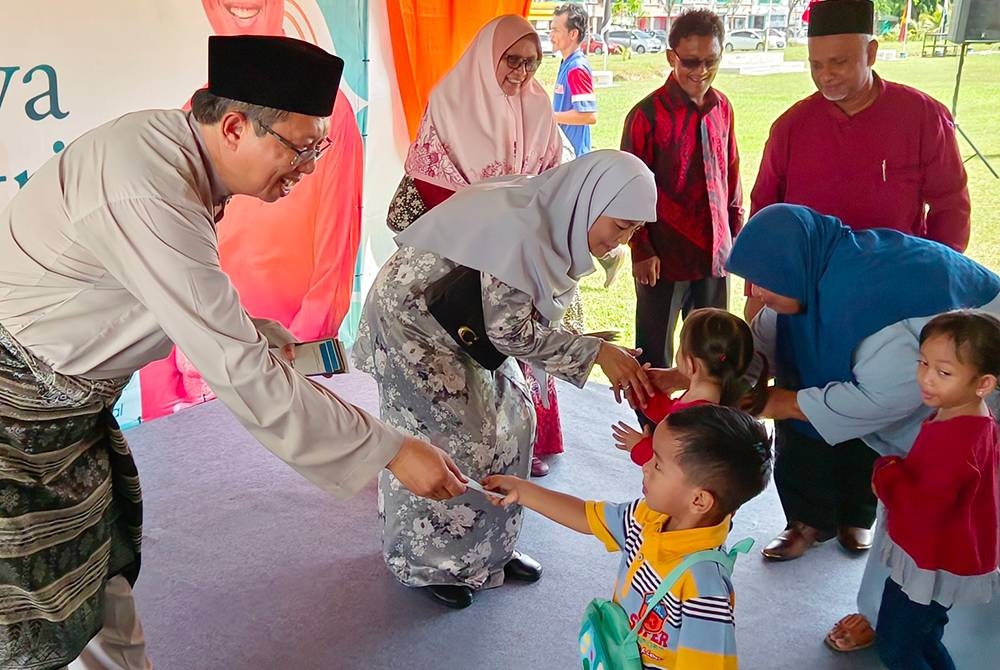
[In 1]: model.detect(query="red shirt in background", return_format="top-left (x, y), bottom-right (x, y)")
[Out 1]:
top-left (621, 75), bottom-right (743, 281)
top-left (751, 75), bottom-right (970, 251)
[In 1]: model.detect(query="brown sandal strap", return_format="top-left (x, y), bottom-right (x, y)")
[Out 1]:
top-left (825, 614), bottom-right (875, 651)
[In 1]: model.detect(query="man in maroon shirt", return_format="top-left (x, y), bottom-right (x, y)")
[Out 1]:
top-left (621, 9), bottom-right (742, 374)
top-left (748, 0), bottom-right (971, 564)
top-left (746, 0), bottom-right (970, 324)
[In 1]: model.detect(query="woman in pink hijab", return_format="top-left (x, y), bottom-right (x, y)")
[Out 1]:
top-left (386, 15), bottom-right (567, 477)
top-left (389, 14), bottom-right (562, 223)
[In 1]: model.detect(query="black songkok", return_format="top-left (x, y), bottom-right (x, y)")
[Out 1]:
top-left (808, 0), bottom-right (875, 37)
top-left (208, 35), bottom-right (343, 117)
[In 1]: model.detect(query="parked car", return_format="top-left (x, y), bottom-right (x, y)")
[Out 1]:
top-left (787, 25), bottom-right (808, 44)
top-left (649, 29), bottom-right (668, 47)
top-left (603, 29), bottom-right (663, 54)
top-left (723, 29), bottom-right (784, 51)
top-left (724, 29), bottom-right (764, 51)
top-left (636, 30), bottom-right (667, 51)
top-left (583, 36), bottom-right (623, 55)
top-left (536, 30), bottom-right (556, 57)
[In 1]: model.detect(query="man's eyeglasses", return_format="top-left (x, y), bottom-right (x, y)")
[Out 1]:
top-left (258, 121), bottom-right (332, 168)
top-left (672, 51), bottom-right (720, 71)
top-left (503, 55), bottom-right (542, 73)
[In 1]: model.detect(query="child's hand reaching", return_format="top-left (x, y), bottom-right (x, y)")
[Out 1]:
top-left (482, 474), bottom-right (524, 507)
top-left (483, 473), bottom-right (592, 534)
top-left (612, 421), bottom-right (650, 452)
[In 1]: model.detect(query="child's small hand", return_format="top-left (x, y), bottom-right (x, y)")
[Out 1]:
top-left (612, 421), bottom-right (650, 452)
top-left (482, 474), bottom-right (523, 507)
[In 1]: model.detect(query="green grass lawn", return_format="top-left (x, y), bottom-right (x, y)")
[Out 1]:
top-left (535, 44), bottom-right (1000, 379)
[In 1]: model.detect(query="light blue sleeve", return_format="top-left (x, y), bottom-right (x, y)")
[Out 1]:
top-left (674, 562), bottom-right (738, 667)
top-left (797, 317), bottom-right (931, 454)
top-left (737, 307), bottom-right (776, 393)
top-left (750, 307), bottom-right (777, 369)
top-left (588, 500), bottom-right (639, 551)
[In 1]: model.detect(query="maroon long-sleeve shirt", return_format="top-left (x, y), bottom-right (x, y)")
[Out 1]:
top-left (751, 75), bottom-right (971, 251)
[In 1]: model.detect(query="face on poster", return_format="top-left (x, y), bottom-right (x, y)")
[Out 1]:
top-left (0, 0), bottom-right (366, 206)
top-left (201, 0), bottom-right (285, 35)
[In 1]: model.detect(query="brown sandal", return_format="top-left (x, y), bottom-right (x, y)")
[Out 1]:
top-left (825, 613), bottom-right (876, 652)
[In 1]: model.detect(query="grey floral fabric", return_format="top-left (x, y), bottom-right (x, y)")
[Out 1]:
top-left (354, 245), bottom-right (599, 589)
top-left (386, 177), bottom-right (426, 234)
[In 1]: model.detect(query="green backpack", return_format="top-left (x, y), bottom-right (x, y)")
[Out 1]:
top-left (578, 538), bottom-right (753, 670)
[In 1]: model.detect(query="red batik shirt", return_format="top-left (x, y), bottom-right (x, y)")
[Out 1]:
top-left (621, 75), bottom-right (743, 281)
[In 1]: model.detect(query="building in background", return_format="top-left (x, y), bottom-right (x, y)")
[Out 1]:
top-left (526, 1), bottom-right (808, 34)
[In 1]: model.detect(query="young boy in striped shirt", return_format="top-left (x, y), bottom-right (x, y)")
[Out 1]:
top-left (485, 404), bottom-right (772, 669)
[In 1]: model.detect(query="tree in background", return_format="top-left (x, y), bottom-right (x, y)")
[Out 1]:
top-left (612, 0), bottom-right (644, 26)
top-left (874, 0), bottom-right (942, 39)
top-left (875, 0), bottom-right (939, 21)
top-left (714, 0), bottom-right (743, 29)
top-left (657, 0), bottom-right (679, 30)
top-left (787, 0), bottom-right (807, 30)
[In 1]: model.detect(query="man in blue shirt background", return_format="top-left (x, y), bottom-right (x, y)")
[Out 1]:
top-left (550, 3), bottom-right (597, 157)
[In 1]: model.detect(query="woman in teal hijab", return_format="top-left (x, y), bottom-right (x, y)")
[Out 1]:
top-left (726, 203), bottom-right (1000, 664)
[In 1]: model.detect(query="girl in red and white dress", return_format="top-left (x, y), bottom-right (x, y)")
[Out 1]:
top-left (872, 310), bottom-right (1000, 670)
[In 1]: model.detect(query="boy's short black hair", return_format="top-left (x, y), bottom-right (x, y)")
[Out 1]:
top-left (665, 405), bottom-right (772, 516)
top-left (668, 9), bottom-right (725, 50)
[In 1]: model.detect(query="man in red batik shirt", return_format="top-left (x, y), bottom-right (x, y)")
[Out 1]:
top-left (621, 9), bottom-right (742, 373)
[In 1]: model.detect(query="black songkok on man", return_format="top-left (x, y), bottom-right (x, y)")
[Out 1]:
top-left (208, 35), bottom-right (344, 117)
top-left (807, 0), bottom-right (875, 37)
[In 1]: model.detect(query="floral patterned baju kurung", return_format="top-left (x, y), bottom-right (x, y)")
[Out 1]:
top-left (354, 246), bottom-right (600, 588)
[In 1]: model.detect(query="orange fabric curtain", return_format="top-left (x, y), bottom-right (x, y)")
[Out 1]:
top-left (387, 0), bottom-right (532, 140)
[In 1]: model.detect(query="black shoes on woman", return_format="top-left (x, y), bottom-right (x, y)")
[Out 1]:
top-left (423, 551), bottom-right (542, 609)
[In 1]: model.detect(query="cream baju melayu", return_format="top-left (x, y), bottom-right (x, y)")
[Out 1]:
top-left (0, 109), bottom-right (403, 669)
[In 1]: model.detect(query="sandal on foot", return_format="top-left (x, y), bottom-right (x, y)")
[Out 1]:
top-left (824, 613), bottom-right (875, 652)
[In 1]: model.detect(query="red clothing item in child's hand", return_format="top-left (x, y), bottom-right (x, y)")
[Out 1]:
top-left (630, 396), bottom-right (713, 466)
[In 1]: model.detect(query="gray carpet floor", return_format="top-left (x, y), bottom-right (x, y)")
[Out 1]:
top-left (128, 372), bottom-right (884, 670)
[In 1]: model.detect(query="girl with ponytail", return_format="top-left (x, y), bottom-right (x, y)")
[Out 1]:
top-left (614, 308), bottom-right (769, 464)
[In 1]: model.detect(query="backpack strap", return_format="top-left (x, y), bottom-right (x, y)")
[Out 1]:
top-left (626, 536), bottom-right (754, 639)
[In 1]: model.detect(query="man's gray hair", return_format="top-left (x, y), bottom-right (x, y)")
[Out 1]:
top-left (190, 88), bottom-right (290, 136)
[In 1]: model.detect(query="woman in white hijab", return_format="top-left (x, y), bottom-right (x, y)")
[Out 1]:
top-left (354, 150), bottom-right (657, 609)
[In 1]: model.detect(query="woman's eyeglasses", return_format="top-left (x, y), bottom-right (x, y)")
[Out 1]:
top-left (504, 55), bottom-right (542, 73)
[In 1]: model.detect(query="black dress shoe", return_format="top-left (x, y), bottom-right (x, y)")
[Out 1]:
top-left (503, 551), bottom-right (543, 582)
top-left (423, 584), bottom-right (474, 609)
